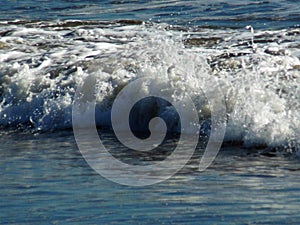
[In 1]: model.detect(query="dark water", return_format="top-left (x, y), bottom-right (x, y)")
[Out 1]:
top-left (1, 131), bottom-right (300, 224)
top-left (1, 0), bottom-right (300, 29)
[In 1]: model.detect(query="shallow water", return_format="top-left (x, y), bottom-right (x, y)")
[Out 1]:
top-left (1, 131), bottom-right (300, 224)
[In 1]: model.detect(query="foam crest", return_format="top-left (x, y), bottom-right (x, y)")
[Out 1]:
top-left (0, 21), bottom-right (299, 151)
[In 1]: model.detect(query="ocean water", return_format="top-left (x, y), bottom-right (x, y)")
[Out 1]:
top-left (1, 131), bottom-right (300, 224)
top-left (1, 0), bottom-right (300, 224)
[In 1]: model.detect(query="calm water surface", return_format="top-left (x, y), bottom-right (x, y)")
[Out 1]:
top-left (1, 0), bottom-right (300, 28)
top-left (1, 131), bottom-right (300, 224)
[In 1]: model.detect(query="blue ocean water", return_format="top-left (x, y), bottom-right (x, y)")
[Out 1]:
top-left (0, 0), bottom-right (300, 224)
top-left (1, 132), bottom-right (300, 224)
top-left (1, 0), bottom-right (300, 29)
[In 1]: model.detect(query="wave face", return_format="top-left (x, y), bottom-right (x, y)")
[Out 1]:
top-left (0, 20), bottom-right (299, 151)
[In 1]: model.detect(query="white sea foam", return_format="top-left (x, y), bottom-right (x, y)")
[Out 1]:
top-left (0, 21), bottom-right (299, 151)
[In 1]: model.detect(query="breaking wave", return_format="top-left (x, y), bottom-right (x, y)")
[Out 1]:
top-left (0, 20), bottom-right (299, 151)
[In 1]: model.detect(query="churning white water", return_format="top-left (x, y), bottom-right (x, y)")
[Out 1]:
top-left (0, 21), bottom-right (299, 151)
